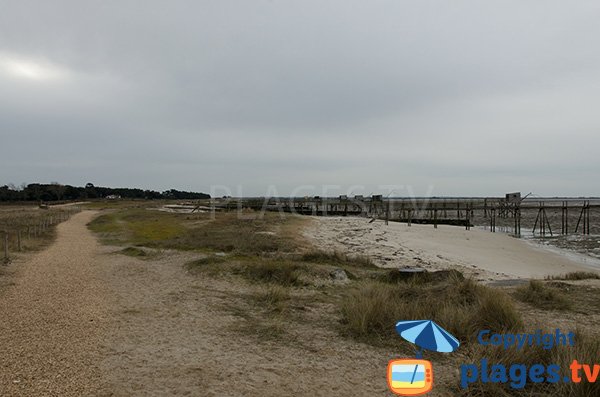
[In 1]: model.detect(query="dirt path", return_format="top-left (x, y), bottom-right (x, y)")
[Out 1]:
top-left (0, 210), bottom-right (110, 396)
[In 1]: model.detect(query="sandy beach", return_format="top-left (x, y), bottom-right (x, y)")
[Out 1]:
top-left (305, 216), bottom-right (599, 281)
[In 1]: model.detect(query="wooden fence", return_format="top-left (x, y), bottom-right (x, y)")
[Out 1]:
top-left (2, 206), bottom-right (81, 264)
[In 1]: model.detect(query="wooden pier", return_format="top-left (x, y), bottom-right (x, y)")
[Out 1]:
top-left (208, 195), bottom-right (599, 238)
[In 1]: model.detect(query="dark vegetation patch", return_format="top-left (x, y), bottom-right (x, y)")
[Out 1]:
top-left (120, 246), bottom-right (148, 258)
top-left (547, 271), bottom-right (600, 281)
top-left (379, 268), bottom-right (465, 284)
top-left (185, 256), bottom-right (227, 268)
top-left (299, 250), bottom-right (375, 268)
top-left (514, 280), bottom-right (572, 311)
top-left (187, 256), bottom-right (311, 287)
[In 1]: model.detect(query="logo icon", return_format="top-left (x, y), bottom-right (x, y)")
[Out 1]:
top-left (387, 358), bottom-right (433, 396)
top-left (387, 320), bottom-right (460, 396)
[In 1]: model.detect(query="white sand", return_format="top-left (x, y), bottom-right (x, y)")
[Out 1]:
top-left (305, 217), bottom-right (599, 280)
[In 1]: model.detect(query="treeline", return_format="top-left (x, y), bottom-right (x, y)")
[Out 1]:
top-left (0, 183), bottom-right (210, 202)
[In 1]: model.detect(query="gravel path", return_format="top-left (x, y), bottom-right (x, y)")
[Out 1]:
top-left (0, 211), bottom-right (110, 396)
top-left (0, 210), bottom-right (395, 396)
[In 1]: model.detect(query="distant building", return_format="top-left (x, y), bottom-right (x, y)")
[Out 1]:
top-left (505, 192), bottom-right (521, 203)
top-left (105, 194), bottom-right (121, 200)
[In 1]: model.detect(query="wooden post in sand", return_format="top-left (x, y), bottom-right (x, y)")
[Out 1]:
top-left (582, 201), bottom-right (590, 235)
top-left (574, 201), bottom-right (590, 235)
top-left (17, 230), bottom-right (21, 252)
top-left (541, 205), bottom-right (546, 237)
top-left (561, 201), bottom-right (566, 235)
top-left (513, 206), bottom-right (521, 237)
top-left (533, 202), bottom-right (551, 237)
top-left (586, 202), bottom-right (591, 235)
top-left (532, 207), bottom-right (540, 235)
top-left (561, 201), bottom-right (569, 235)
top-left (575, 204), bottom-right (584, 234)
top-left (542, 205), bottom-right (552, 237)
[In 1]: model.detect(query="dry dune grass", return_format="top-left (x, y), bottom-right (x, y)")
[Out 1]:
top-left (188, 256), bottom-right (310, 286)
top-left (339, 277), bottom-right (523, 346)
top-left (548, 271), bottom-right (600, 281)
top-left (299, 249), bottom-right (375, 268)
top-left (514, 280), bottom-right (573, 311)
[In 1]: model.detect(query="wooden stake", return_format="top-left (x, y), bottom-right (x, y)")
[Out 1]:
top-left (565, 203), bottom-right (569, 234)
top-left (532, 209), bottom-right (540, 235)
top-left (544, 208), bottom-right (553, 236)
top-left (575, 204), bottom-right (585, 234)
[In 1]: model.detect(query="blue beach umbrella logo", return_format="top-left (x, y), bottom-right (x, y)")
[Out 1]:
top-left (395, 320), bottom-right (460, 356)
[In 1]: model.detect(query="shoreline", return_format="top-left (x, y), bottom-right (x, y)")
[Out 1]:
top-left (304, 216), bottom-right (598, 281)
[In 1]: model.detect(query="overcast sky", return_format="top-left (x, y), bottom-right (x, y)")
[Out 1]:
top-left (1, 1), bottom-right (599, 197)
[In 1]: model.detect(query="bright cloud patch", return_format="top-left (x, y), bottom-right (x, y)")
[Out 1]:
top-left (0, 54), bottom-right (66, 81)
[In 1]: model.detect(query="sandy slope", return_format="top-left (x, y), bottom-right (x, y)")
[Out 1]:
top-left (0, 210), bottom-right (110, 396)
top-left (98, 242), bottom-right (392, 396)
top-left (305, 216), bottom-right (597, 280)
